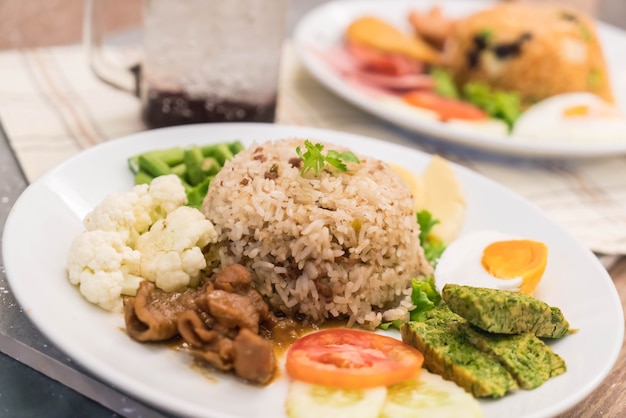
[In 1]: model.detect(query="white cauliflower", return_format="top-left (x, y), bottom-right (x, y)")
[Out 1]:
top-left (66, 174), bottom-right (215, 311)
top-left (136, 206), bottom-right (218, 292)
top-left (83, 174), bottom-right (187, 246)
top-left (66, 230), bottom-right (142, 311)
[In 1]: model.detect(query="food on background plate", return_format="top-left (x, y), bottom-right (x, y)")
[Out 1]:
top-left (345, 16), bottom-right (441, 74)
top-left (402, 90), bottom-right (488, 122)
top-left (339, 12), bottom-right (524, 130)
top-left (434, 230), bottom-right (548, 294)
top-left (445, 2), bottom-right (613, 105)
top-left (512, 92), bottom-right (626, 142)
top-left (331, 2), bottom-right (624, 141)
top-left (408, 6), bottom-right (454, 50)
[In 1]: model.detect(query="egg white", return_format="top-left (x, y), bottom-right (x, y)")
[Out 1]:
top-left (434, 230), bottom-right (524, 292)
top-left (512, 92), bottom-right (626, 143)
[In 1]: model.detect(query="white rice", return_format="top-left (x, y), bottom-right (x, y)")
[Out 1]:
top-left (202, 138), bottom-right (432, 328)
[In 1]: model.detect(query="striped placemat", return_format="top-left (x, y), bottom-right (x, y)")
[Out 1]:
top-left (1, 42), bottom-right (626, 258)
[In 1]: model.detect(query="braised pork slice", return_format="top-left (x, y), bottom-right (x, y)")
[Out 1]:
top-left (123, 281), bottom-right (204, 342)
top-left (177, 310), bottom-right (235, 371)
top-left (233, 328), bottom-right (276, 384)
top-left (124, 264), bottom-right (278, 385)
top-left (213, 263), bottom-right (252, 292)
top-left (205, 290), bottom-right (261, 334)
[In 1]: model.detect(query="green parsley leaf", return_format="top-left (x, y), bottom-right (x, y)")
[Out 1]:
top-left (296, 140), bottom-right (360, 176)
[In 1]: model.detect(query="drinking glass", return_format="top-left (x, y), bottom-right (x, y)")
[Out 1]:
top-left (85, 0), bottom-right (290, 129)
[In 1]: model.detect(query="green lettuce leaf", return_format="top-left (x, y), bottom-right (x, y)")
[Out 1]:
top-left (416, 210), bottom-right (446, 265)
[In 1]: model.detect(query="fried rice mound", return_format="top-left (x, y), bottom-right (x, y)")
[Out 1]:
top-left (201, 138), bottom-right (432, 328)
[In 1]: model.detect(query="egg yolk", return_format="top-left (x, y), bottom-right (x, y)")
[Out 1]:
top-left (481, 240), bottom-right (548, 295)
top-left (563, 105), bottom-right (590, 117)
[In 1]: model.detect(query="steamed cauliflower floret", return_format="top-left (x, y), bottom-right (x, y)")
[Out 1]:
top-left (66, 230), bottom-right (142, 311)
top-left (145, 174), bottom-right (189, 217)
top-left (66, 174), bottom-right (213, 311)
top-left (136, 206), bottom-right (218, 292)
top-left (83, 175), bottom-right (187, 246)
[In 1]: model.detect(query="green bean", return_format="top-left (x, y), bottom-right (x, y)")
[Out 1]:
top-left (138, 154), bottom-right (172, 177)
top-left (128, 140), bottom-right (246, 208)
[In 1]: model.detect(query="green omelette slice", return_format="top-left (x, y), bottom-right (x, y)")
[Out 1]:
top-left (441, 284), bottom-right (572, 338)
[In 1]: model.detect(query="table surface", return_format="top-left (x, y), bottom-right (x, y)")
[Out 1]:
top-left (2, 1), bottom-right (626, 417)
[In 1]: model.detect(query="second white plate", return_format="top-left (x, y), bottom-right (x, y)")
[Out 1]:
top-left (293, 0), bottom-right (626, 158)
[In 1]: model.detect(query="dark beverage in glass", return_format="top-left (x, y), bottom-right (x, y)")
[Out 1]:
top-left (142, 89), bottom-right (277, 129)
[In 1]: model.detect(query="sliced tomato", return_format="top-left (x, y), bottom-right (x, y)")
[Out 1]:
top-left (403, 91), bottom-right (488, 121)
top-left (285, 328), bottom-right (424, 389)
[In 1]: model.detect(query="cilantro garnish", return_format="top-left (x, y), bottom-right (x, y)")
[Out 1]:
top-left (296, 140), bottom-right (360, 176)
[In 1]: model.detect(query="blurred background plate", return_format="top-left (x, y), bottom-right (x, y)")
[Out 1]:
top-left (293, 0), bottom-right (626, 158)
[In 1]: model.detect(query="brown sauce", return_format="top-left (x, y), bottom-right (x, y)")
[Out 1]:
top-left (124, 316), bottom-right (353, 385)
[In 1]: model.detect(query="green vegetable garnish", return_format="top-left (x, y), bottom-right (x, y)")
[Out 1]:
top-left (427, 69), bottom-right (522, 130)
top-left (416, 210), bottom-right (446, 265)
top-left (431, 68), bottom-right (459, 99)
top-left (462, 82), bottom-right (522, 130)
top-left (379, 211), bottom-right (446, 330)
top-left (296, 140), bottom-right (360, 176)
top-left (478, 27), bottom-right (494, 42)
top-left (409, 276), bottom-right (442, 322)
top-left (379, 277), bottom-right (442, 330)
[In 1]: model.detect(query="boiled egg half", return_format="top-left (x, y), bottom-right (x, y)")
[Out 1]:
top-left (513, 92), bottom-right (626, 143)
top-left (434, 230), bottom-right (548, 295)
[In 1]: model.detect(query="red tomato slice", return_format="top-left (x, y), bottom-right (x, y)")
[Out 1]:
top-left (285, 328), bottom-right (424, 389)
top-left (403, 91), bottom-right (487, 121)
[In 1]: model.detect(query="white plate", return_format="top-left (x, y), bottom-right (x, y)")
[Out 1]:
top-left (293, 0), bottom-right (626, 158)
top-left (3, 123), bottom-right (623, 418)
